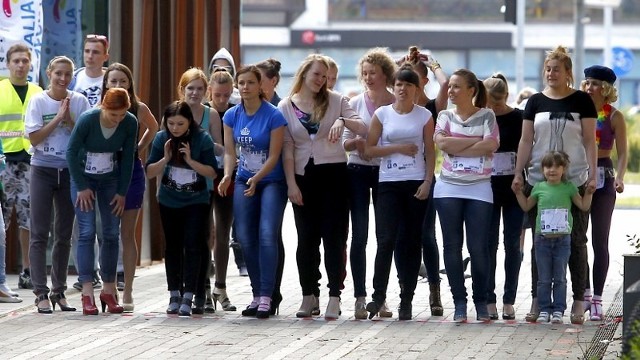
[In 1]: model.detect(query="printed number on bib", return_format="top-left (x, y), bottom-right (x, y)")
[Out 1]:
top-left (42, 132), bottom-right (68, 158)
top-left (596, 167), bottom-right (605, 190)
top-left (451, 156), bottom-right (484, 174)
top-left (242, 150), bottom-right (267, 173)
top-left (169, 166), bottom-right (198, 186)
top-left (540, 209), bottom-right (569, 234)
top-left (85, 152), bottom-right (114, 174)
top-left (491, 152), bottom-right (515, 176)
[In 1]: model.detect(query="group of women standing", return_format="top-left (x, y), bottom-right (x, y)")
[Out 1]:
top-left (25, 44), bottom-right (626, 323)
top-left (28, 56), bottom-right (156, 315)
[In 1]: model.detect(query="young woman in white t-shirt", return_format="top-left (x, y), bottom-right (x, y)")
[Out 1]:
top-left (26, 56), bottom-right (91, 314)
top-left (364, 65), bottom-right (435, 320)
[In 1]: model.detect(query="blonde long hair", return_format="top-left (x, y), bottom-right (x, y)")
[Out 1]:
top-left (289, 54), bottom-right (330, 123)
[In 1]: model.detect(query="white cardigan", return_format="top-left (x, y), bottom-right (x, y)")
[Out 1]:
top-left (279, 91), bottom-right (364, 176)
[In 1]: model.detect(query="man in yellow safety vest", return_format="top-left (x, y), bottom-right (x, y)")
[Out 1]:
top-left (0, 43), bottom-right (43, 293)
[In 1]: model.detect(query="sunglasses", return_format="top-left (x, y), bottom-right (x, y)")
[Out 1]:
top-left (86, 34), bottom-right (109, 49)
top-left (211, 64), bottom-right (233, 73)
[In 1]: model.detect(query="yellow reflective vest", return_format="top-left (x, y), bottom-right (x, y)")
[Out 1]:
top-left (0, 79), bottom-right (43, 154)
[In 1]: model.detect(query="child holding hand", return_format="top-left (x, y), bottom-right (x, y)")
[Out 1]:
top-left (514, 151), bottom-right (594, 324)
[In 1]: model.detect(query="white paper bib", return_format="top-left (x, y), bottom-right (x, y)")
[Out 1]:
top-left (596, 167), bottom-right (605, 190)
top-left (540, 208), bottom-right (569, 234)
top-left (169, 166), bottom-right (197, 186)
top-left (242, 149), bottom-right (267, 173)
top-left (85, 152), bottom-right (114, 174)
top-left (491, 152), bottom-right (516, 176)
top-left (451, 156), bottom-right (484, 174)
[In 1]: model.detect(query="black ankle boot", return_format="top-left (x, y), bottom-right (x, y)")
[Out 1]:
top-left (398, 300), bottom-right (412, 320)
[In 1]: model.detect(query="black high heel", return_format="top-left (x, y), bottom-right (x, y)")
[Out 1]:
top-left (50, 292), bottom-right (76, 312)
top-left (34, 294), bottom-right (53, 314)
top-left (270, 292), bottom-right (282, 315)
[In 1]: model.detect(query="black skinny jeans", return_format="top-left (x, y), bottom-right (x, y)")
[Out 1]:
top-left (372, 180), bottom-right (427, 304)
top-left (293, 160), bottom-right (349, 298)
top-left (160, 202), bottom-right (210, 295)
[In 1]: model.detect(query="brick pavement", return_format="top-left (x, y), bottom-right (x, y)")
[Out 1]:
top-left (0, 207), bottom-right (633, 359)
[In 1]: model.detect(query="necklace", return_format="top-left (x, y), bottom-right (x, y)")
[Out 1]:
top-left (595, 103), bottom-right (611, 147)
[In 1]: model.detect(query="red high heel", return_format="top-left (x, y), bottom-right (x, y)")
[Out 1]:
top-left (82, 295), bottom-right (99, 315)
top-left (100, 292), bottom-right (124, 314)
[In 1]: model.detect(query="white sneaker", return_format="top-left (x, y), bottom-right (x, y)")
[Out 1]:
top-left (551, 311), bottom-right (563, 324)
top-left (0, 287), bottom-right (22, 303)
top-left (0, 283), bottom-right (19, 297)
top-left (537, 311), bottom-right (550, 323)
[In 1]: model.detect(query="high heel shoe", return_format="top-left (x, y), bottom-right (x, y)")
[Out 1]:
top-left (590, 299), bottom-right (603, 321)
top-left (122, 303), bottom-right (135, 313)
top-left (178, 297), bottom-right (192, 316)
top-left (296, 295), bottom-right (317, 318)
top-left (502, 304), bottom-right (516, 320)
top-left (325, 296), bottom-right (341, 320)
top-left (166, 296), bottom-right (181, 314)
top-left (242, 298), bottom-right (259, 317)
top-left (312, 295), bottom-right (320, 316)
top-left (81, 294), bottom-right (99, 315)
top-left (122, 293), bottom-right (134, 313)
top-left (100, 291), bottom-right (124, 314)
top-left (270, 292), bottom-right (282, 316)
top-left (570, 301), bottom-right (585, 325)
top-left (487, 303), bottom-right (499, 320)
top-left (34, 293), bottom-right (52, 314)
top-left (525, 297), bottom-right (539, 323)
top-left (256, 296), bottom-right (271, 319)
top-left (50, 292), bottom-right (76, 312)
top-left (212, 287), bottom-right (237, 311)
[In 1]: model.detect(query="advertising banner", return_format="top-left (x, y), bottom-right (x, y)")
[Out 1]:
top-left (0, 0), bottom-right (44, 83)
top-left (40, 0), bottom-right (82, 86)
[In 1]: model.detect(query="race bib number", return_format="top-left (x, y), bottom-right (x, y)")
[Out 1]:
top-left (241, 149), bottom-right (267, 173)
top-left (596, 167), bottom-right (605, 190)
top-left (41, 131), bottom-right (68, 158)
top-left (451, 156), bottom-right (484, 174)
top-left (383, 155), bottom-right (416, 172)
top-left (491, 152), bottom-right (516, 176)
top-left (85, 152), bottom-right (114, 174)
top-left (169, 166), bottom-right (198, 186)
top-left (540, 209), bottom-right (569, 234)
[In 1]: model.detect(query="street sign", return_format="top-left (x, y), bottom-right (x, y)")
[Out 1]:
top-left (612, 46), bottom-right (634, 77)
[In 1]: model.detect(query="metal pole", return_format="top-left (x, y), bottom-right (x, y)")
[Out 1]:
top-left (516, 0), bottom-right (525, 92)
top-left (604, 5), bottom-right (613, 68)
top-left (575, 0), bottom-right (585, 87)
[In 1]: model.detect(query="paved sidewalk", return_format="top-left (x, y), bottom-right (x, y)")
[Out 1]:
top-left (0, 206), bottom-right (633, 359)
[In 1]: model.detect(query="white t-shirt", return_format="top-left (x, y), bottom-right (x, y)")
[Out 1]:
top-left (343, 92), bottom-right (381, 166)
top-left (375, 104), bottom-right (430, 182)
top-left (25, 91), bottom-right (91, 168)
top-left (72, 70), bottom-right (103, 106)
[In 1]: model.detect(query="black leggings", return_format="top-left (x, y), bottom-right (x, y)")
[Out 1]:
top-left (586, 158), bottom-right (617, 296)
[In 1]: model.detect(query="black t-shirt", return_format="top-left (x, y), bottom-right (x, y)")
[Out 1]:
top-left (491, 108), bottom-right (524, 201)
